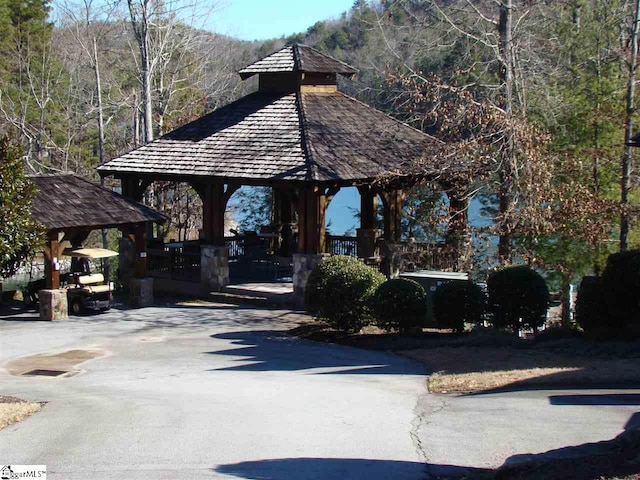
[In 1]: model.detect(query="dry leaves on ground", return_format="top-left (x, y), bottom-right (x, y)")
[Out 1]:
top-left (0, 396), bottom-right (43, 430)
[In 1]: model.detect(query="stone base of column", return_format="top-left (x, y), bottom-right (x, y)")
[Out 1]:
top-left (293, 253), bottom-right (328, 309)
top-left (39, 289), bottom-right (68, 320)
top-left (201, 245), bottom-right (229, 293)
top-left (129, 277), bottom-right (154, 308)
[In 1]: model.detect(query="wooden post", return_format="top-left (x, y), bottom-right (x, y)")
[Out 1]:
top-left (134, 223), bottom-right (147, 277)
top-left (273, 187), bottom-right (296, 256)
top-left (198, 182), bottom-right (239, 246)
top-left (318, 186), bottom-right (338, 254)
top-left (120, 176), bottom-right (150, 202)
top-left (298, 185), bottom-right (320, 254)
top-left (319, 194), bottom-right (328, 253)
top-left (381, 189), bottom-right (404, 242)
top-left (44, 232), bottom-right (61, 289)
top-left (358, 186), bottom-right (377, 230)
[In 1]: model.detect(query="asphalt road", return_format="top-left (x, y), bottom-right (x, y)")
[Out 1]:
top-left (1, 303), bottom-right (638, 480)
top-left (0, 304), bottom-right (428, 480)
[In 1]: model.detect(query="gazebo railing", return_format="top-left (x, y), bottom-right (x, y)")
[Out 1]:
top-left (225, 236), bottom-right (245, 258)
top-left (326, 235), bottom-right (358, 256)
top-left (147, 246), bottom-right (201, 282)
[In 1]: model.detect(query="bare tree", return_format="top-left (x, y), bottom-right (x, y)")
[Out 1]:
top-left (621, 0), bottom-right (640, 251)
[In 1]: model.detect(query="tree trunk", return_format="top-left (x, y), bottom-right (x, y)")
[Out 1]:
top-left (93, 36), bottom-right (110, 282)
top-left (498, 0), bottom-right (515, 264)
top-left (128, 0), bottom-right (154, 145)
top-left (621, 0), bottom-right (640, 251)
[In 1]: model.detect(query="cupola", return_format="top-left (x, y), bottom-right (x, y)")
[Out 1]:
top-left (238, 44), bottom-right (357, 94)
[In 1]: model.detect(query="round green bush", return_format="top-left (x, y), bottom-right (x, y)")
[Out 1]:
top-left (575, 275), bottom-right (607, 337)
top-left (372, 278), bottom-right (426, 332)
top-left (304, 255), bottom-right (386, 333)
top-left (433, 280), bottom-right (486, 333)
top-left (600, 250), bottom-right (640, 336)
top-left (487, 266), bottom-right (550, 333)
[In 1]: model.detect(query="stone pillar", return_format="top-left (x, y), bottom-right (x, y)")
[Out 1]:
top-left (357, 228), bottom-right (379, 258)
top-left (118, 236), bottom-right (136, 292)
top-left (201, 245), bottom-right (229, 293)
top-left (293, 253), bottom-right (327, 309)
top-left (129, 277), bottom-right (154, 307)
top-left (39, 289), bottom-right (68, 320)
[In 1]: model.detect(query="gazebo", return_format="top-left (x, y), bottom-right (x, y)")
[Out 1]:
top-left (98, 45), bottom-right (466, 302)
top-left (30, 174), bottom-right (166, 318)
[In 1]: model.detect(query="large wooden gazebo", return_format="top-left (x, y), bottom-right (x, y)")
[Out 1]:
top-left (98, 45), bottom-right (465, 300)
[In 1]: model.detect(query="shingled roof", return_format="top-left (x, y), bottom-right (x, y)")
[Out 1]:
top-left (98, 90), bottom-right (444, 184)
top-left (98, 45), bottom-right (449, 185)
top-left (31, 174), bottom-right (166, 231)
top-left (238, 44), bottom-right (357, 79)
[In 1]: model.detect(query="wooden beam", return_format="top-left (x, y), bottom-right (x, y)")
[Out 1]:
top-left (134, 223), bottom-right (147, 277)
top-left (380, 189), bottom-right (405, 242)
top-left (121, 176), bottom-right (151, 202)
top-left (198, 181), bottom-right (233, 246)
top-left (44, 232), bottom-right (63, 289)
top-left (358, 186), bottom-right (377, 230)
top-left (297, 185), bottom-right (321, 254)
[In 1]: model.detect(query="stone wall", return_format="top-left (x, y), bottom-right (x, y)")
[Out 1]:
top-left (201, 245), bottom-right (229, 293)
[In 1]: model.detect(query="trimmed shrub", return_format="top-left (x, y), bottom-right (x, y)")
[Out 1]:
top-left (304, 255), bottom-right (385, 333)
top-left (487, 266), bottom-right (550, 333)
top-left (600, 250), bottom-right (640, 336)
top-left (433, 280), bottom-right (486, 333)
top-left (372, 278), bottom-right (426, 332)
top-left (575, 275), bottom-right (607, 337)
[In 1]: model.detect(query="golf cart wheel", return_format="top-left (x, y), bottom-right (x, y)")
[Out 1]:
top-left (70, 299), bottom-right (83, 315)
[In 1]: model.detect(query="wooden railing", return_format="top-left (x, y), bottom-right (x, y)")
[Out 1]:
top-left (388, 241), bottom-right (459, 272)
top-left (225, 236), bottom-right (245, 258)
top-left (147, 246), bottom-right (201, 282)
top-left (326, 235), bottom-right (358, 256)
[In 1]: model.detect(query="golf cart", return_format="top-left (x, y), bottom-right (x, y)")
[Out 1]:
top-left (24, 247), bottom-right (117, 314)
top-left (65, 247), bottom-right (118, 314)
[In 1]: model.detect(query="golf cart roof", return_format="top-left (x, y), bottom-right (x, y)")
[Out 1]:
top-left (63, 248), bottom-right (119, 259)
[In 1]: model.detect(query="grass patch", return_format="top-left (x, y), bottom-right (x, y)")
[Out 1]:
top-left (402, 346), bottom-right (640, 393)
top-left (0, 395), bottom-right (43, 429)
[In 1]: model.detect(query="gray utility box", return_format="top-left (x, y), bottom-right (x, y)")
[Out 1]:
top-left (399, 270), bottom-right (469, 326)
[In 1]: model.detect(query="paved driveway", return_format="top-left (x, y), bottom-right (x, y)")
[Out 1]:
top-left (1, 303), bottom-right (638, 480)
top-left (0, 304), bottom-right (428, 480)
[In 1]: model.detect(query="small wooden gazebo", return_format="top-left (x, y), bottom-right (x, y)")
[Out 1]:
top-left (98, 45), bottom-right (464, 298)
top-left (31, 174), bottom-right (166, 318)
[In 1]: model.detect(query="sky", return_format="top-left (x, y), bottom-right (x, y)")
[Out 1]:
top-left (210, 0), bottom-right (355, 41)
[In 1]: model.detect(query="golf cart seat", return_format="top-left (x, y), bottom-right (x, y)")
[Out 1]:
top-left (80, 284), bottom-right (111, 294)
top-left (76, 273), bottom-right (105, 285)
top-left (66, 273), bottom-right (110, 293)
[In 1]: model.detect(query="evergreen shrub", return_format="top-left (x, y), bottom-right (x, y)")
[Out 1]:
top-left (433, 280), bottom-right (486, 333)
top-left (372, 278), bottom-right (426, 332)
top-left (487, 266), bottom-right (550, 333)
top-left (305, 255), bottom-right (385, 333)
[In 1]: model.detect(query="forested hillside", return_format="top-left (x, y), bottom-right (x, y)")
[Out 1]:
top-left (1, 0), bottom-right (639, 288)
